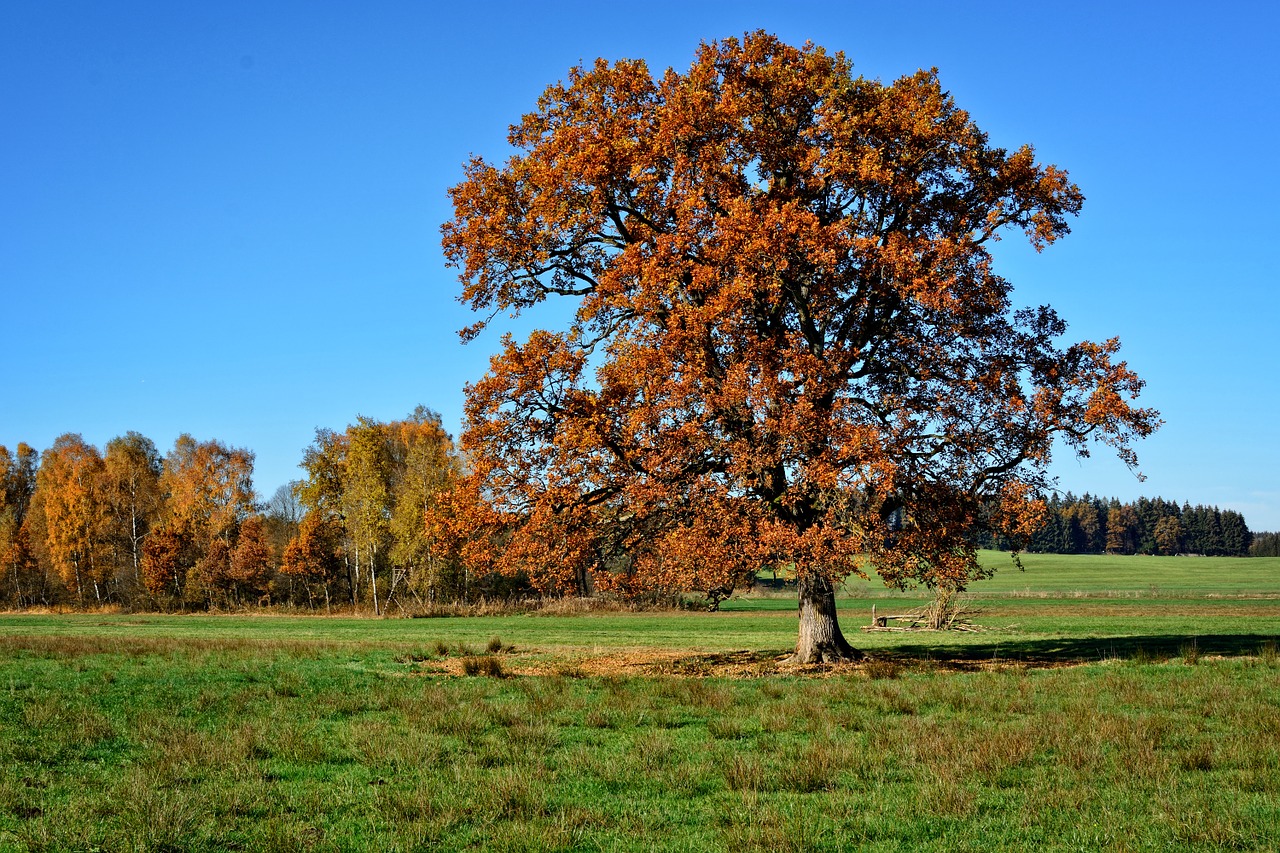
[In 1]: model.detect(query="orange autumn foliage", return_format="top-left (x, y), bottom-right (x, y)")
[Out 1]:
top-left (143, 435), bottom-right (256, 605)
top-left (280, 512), bottom-right (343, 585)
top-left (31, 434), bottom-right (111, 602)
top-left (440, 33), bottom-right (1158, 609)
top-left (141, 524), bottom-right (187, 601)
top-left (229, 514), bottom-right (273, 599)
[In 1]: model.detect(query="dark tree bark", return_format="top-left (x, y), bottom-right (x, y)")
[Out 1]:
top-left (792, 574), bottom-right (862, 663)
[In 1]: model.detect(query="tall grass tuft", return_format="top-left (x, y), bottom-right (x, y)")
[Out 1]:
top-left (1259, 639), bottom-right (1278, 666)
top-left (724, 754), bottom-right (765, 791)
top-left (778, 740), bottom-right (846, 793)
top-left (1179, 638), bottom-right (1200, 665)
top-left (461, 654), bottom-right (506, 677)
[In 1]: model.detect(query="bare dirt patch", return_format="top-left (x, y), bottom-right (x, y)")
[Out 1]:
top-left (425, 647), bottom-right (1072, 679)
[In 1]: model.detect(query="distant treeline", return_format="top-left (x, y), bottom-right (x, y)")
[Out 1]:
top-left (0, 408), bottom-right (483, 612)
top-left (3, 421), bottom-right (1274, 613)
top-left (1251, 532), bottom-right (1280, 557)
top-left (978, 493), bottom-right (1262, 557)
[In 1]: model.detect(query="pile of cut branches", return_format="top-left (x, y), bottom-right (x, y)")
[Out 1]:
top-left (864, 588), bottom-right (986, 632)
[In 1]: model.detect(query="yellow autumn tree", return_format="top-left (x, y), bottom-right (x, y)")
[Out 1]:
top-left (102, 431), bottom-right (164, 603)
top-left (294, 408), bottom-right (462, 612)
top-left (0, 443), bottom-right (45, 607)
top-left (30, 434), bottom-right (111, 603)
top-left (155, 434), bottom-right (256, 606)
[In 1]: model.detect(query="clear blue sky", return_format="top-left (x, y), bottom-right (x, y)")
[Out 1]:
top-left (3, 1), bottom-right (1278, 528)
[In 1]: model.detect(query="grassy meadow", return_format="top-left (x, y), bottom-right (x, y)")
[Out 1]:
top-left (0, 551), bottom-right (1278, 851)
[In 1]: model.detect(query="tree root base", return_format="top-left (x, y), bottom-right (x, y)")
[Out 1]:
top-left (786, 645), bottom-right (865, 665)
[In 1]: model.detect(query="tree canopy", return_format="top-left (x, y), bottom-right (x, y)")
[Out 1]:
top-left (442, 32), bottom-right (1159, 660)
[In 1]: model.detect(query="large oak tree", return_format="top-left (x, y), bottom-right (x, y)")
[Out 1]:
top-left (442, 33), bottom-right (1158, 661)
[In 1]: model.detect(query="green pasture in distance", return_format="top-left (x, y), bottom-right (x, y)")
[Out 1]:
top-left (725, 551), bottom-right (1280, 615)
top-left (969, 550), bottom-right (1280, 595)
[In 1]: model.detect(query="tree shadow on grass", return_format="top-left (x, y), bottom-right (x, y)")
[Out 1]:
top-left (876, 633), bottom-right (1280, 668)
top-left (654, 634), bottom-right (1280, 677)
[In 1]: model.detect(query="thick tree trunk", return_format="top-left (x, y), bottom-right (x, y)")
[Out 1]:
top-left (791, 574), bottom-right (862, 663)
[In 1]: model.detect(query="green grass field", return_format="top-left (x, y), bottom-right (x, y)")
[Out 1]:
top-left (971, 550), bottom-right (1280, 595)
top-left (1, 552), bottom-right (1278, 851)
